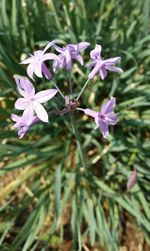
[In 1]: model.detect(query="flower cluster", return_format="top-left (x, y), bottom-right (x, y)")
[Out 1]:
top-left (12, 40), bottom-right (123, 138)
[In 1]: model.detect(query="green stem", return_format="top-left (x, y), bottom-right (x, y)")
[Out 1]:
top-left (51, 79), bottom-right (65, 99)
top-left (76, 78), bottom-right (90, 101)
top-left (69, 112), bottom-right (86, 168)
top-left (68, 71), bottom-right (73, 99)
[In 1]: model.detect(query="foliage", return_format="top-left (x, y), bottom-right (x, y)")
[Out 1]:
top-left (0, 0), bottom-right (150, 250)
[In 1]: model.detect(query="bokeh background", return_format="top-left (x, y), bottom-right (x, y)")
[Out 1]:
top-left (0, 0), bottom-right (150, 250)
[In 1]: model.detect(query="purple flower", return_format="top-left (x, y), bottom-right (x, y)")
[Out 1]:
top-left (11, 113), bottom-right (39, 138)
top-left (20, 40), bottom-right (58, 80)
top-left (87, 44), bottom-right (123, 79)
top-left (53, 42), bottom-right (90, 71)
top-left (82, 97), bottom-right (118, 138)
top-left (14, 75), bottom-right (58, 124)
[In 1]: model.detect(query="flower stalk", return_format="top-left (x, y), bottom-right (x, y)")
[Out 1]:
top-left (50, 79), bottom-right (65, 99)
top-left (68, 71), bottom-right (73, 99)
top-left (76, 78), bottom-right (90, 101)
top-left (69, 111), bottom-right (86, 168)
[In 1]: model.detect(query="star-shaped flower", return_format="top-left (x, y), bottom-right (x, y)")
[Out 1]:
top-left (81, 97), bottom-right (118, 138)
top-left (87, 44), bottom-right (123, 79)
top-left (53, 42), bottom-right (90, 71)
top-left (14, 75), bottom-right (58, 124)
top-left (20, 40), bottom-right (58, 80)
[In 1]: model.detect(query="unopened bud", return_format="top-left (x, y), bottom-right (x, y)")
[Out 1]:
top-left (127, 169), bottom-right (137, 192)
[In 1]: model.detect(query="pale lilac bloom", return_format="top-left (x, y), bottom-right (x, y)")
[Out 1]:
top-left (14, 75), bottom-right (58, 124)
top-left (87, 44), bottom-right (123, 79)
top-left (127, 169), bottom-right (137, 191)
top-left (53, 42), bottom-right (90, 71)
top-left (11, 113), bottom-right (39, 138)
top-left (20, 40), bottom-right (58, 80)
top-left (82, 97), bottom-right (118, 138)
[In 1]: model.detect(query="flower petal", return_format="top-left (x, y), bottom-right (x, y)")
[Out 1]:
top-left (43, 40), bottom-right (56, 53)
top-left (105, 65), bottom-right (123, 73)
top-left (15, 98), bottom-right (29, 110)
top-left (14, 75), bottom-right (35, 97)
top-left (53, 58), bottom-right (60, 72)
top-left (104, 57), bottom-right (121, 64)
top-left (78, 42), bottom-right (90, 51)
top-left (18, 126), bottom-right (29, 139)
top-left (33, 102), bottom-right (49, 123)
top-left (88, 61), bottom-right (102, 79)
top-left (98, 119), bottom-right (109, 138)
top-left (33, 61), bottom-right (43, 78)
top-left (65, 49), bottom-right (72, 71)
top-left (11, 113), bottom-right (20, 123)
top-left (42, 53), bottom-right (59, 61)
top-left (105, 113), bottom-right (118, 125)
top-left (60, 56), bottom-right (66, 68)
top-left (23, 78), bottom-right (35, 97)
top-left (99, 68), bottom-right (108, 80)
top-left (90, 44), bottom-right (102, 59)
top-left (22, 104), bottom-right (34, 125)
top-left (72, 54), bottom-right (83, 65)
top-left (27, 63), bottom-right (34, 80)
top-left (84, 109), bottom-right (98, 118)
top-left (86, 61), bottom-right (96, 68)
top-left (11, 114), bottom-right (22, 128)
top-left (53, 45), bottom-right (65, 54)
top-left (67, 44), bottom-right (77, 52)
top-left (35, 89), bottom-right (58, 103)
top-left (42, 63), bottom-right (52, 79)
top-left (101, 97), bottom-right (116, 114)
top-left (20, 56), bottom-right (33, 64)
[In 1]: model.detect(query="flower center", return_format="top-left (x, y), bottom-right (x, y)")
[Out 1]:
top-left (34, 51), bottom-right (42, 61)
top-left (99, 113), bottom-right (105, 120)
top-left (29, 97), bottom-right (35, 102)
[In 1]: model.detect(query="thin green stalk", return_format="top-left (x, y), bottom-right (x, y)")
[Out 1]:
top-left (69, 112), bottom-right (86, 168)
top-left (51, 79), bottom-right (65, 99)
top-left (68, 71), bottom-right (73, 99)
top-left (67, 68), bottom-right (85, 167)
top-left (76, 78), bottom-right (91, 101)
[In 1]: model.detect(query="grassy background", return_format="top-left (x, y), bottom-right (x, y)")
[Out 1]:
top-left (0, 0), bottom-right (150, 250)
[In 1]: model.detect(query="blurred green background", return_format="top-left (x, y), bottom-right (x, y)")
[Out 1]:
top-left (0, 0), bottom-right (150, 250)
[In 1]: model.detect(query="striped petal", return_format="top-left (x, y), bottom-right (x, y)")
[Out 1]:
top-left (99, 68), bottom-right (108, 80)
top-left (104, 113), bottom-right (118, 125)
top-left (14, 75), bottom-right (35, 97)
top-left (90, 44), bottom-right (102, 59)
top-left (78, 42), bottom-right (90, 51)
top-left (72, 54), bottom-right (83, 65)
top-left (65, 49), bottom-right (72, 71)
top-left (101, 97), bottom-right (116, 114)
top-left (105, 65), bottom-right (123, 73)
top-left (104, 57), bottom-right (121, 64)
top-left (98, 119), bottom-right (109, 138)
